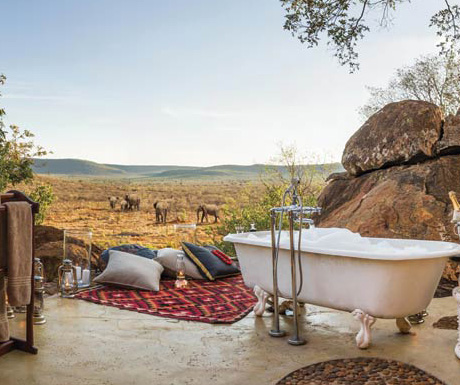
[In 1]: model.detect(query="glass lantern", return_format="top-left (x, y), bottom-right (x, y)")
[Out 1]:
top-left (175, 252), bottom-right (188, 289)
top-left (33, 258), bottom-right (46, 325)
top-left (58, 259), bottom-right (78, 298)
top-left (6, 294), bottom-right (14, 319)
top-left (64, 229), bottom-right (92, 288)
top-left (173, 223), bottom-right (197, 249)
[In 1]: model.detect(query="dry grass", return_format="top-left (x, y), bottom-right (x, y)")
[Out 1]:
top-left (29, 176), bottom-right (261, 250)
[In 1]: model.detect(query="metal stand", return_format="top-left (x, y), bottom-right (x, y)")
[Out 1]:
top-left (269, 178), bottom-right (321, 346)
top-left (287, 210), bottom-right (305, 346)
top-left (269, 211), bottom-right (285, 338)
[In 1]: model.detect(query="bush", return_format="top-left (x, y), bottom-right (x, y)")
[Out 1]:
top-left (214, 145), bottom-right (331, 257)
top-left (214, 183), bottom-right (320, 257)
top-left (27, 183), bottom-right (55, 225)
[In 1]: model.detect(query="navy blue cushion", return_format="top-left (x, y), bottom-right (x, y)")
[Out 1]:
top-left (100, 244), bottom-right (158, 265)
top-left (182, 242), bottom-right (240, 281)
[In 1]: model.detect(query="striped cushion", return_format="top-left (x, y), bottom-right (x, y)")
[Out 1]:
top-left (182, 242), bottom-right (240, 281)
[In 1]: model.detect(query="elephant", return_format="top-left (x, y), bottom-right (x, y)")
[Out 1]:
top-left (153, 201), bottom-right (168, 224)
top-left (120, 199), bottom-right (129, 212)
top-left (197, 204), bottom-right (220, 223)
top-left (108, 196), bottom-right (119, 209)
top-left (125, 194), bottom-right (140, 211)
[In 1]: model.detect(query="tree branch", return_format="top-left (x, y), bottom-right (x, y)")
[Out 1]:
top-left (445, 0), bottom-right (458, 36)
top-left (354, 0), bottom-right (369, 30)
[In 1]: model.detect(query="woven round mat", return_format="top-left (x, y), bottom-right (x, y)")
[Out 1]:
top-left (276, 357), bottom-right (446, 385)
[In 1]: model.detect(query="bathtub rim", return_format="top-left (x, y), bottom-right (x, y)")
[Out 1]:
top-left (223, 230), bottom-right (460, 261)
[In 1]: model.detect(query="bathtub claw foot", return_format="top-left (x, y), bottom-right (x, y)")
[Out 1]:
top-left (352, 309), bottom-right (376, 349)
top-left (396, 317), bottom-right (412, 334)
top-left (453, 287), bottom-right (460, 359)
top-left (253, 285), bottom-right (269, 317)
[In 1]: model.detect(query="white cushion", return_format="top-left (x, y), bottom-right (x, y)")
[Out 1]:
top-left (94, 250), bottom-right (163, 291)
top-left (156, 248), bottom-right (203, 280)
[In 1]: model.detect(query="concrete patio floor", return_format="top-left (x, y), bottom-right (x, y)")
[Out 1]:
top-left (0, 295), bottom-right (459, 385)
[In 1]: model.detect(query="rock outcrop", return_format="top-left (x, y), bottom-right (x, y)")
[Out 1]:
top-left (35, 226), bottom-right (103, 282)
top-left (437, 110), bottom-right (460, 155)
top-left (318, 100), bottom-right (460, 280)
top-left (342, 101), bottom-right (443, 176)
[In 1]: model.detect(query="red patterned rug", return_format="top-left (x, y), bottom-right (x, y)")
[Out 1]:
top-left (75, 275), bottom-right (257, 324)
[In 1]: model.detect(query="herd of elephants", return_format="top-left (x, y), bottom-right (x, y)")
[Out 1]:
top-left (107, 194), bottom-right (220, 224)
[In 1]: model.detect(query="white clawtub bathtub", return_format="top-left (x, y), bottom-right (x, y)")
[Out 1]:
top-left (223, 228), bottom-right (460, 348)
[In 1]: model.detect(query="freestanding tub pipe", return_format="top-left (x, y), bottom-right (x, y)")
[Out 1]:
top-left (269, 210), bottom-right (285, 338)
top-left (269, 177), bottom-right (303, 340)
top-left (267, 177), bottom-right (321, 345)
top-left (288, 209), bottom-right (305, 345)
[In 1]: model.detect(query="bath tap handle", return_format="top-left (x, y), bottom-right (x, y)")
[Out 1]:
top-left (270, 206), bottom-right (322, 215)
top-left (296, 218), bottom-right (314, 224)
top-left (300, 207), bottom-right (322, 215)
top-left (296, 217), bottom-right (316, 229)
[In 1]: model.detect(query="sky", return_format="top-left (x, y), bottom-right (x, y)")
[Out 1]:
top-left (0, 0), bottom-right (444, 166)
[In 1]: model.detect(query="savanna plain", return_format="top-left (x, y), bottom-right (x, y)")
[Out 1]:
top-left (32, 175), bottom-right (261, 251)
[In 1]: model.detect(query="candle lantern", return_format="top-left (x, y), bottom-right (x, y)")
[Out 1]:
top-left (63, 229), bottom-right (92, 288)
top-left (173, 224), bottom-right (195, 288)
top-left (58, 259), bottom-right (78, 298)
top-left (33, 258), bottom-right (46, 325)
top-left (175, 252), bottom-right (188, 289)
top-left (6, 295), bottom-right (14, 319)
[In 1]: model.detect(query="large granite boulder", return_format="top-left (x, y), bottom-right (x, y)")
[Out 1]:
top-left (318, 156), bottom-right (458, 241)
top-left (342, 101), bottom-right (443, 176)
top-left (318, 101), bottom-right (460, 281)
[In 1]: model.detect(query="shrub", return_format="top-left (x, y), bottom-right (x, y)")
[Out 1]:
top-left (215, 183), bottom-right (320, 257)
top-left (214, 145), bottom-right (331, 257)
top-left (27, 183), bottom-right (55, 225)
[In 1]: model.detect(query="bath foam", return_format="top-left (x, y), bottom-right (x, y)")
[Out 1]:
top-left (234, 228), bottom-right (460, 260)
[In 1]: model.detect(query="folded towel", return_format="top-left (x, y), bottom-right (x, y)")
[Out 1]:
top-left (0, 271), bottom-right (8, 342)
top-left (5, 201), bottom-right (32, 306)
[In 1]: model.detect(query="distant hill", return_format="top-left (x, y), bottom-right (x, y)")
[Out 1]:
top-left (33, 159), bottom-right (126, 176)
top-left (32, 158), bottom-right (344, 180)
top-left (103, 164), bottom-right (197, 174)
